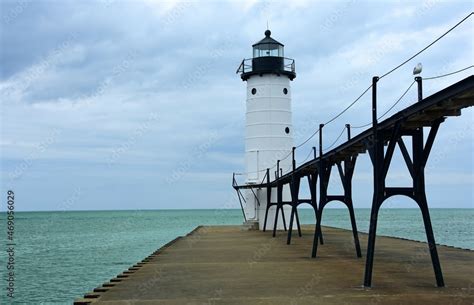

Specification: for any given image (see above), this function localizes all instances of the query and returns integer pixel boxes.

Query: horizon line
[0,207,472,213]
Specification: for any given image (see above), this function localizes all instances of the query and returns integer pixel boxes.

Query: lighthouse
[237,30,296,230]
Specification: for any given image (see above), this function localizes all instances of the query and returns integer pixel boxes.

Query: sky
[0,0,473,211]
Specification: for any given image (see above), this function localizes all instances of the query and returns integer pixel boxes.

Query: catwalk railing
[232,75,474,287]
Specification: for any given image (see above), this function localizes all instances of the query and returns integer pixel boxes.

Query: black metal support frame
[232,173,247,222]
[285,173,302,242]
[262,168,292,237]
[286,148,322,245]
[232,76,474,287]
[311,124,362,258]
[363,76,445,287]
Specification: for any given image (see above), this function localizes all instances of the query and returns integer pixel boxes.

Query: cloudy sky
[0,0,472,211]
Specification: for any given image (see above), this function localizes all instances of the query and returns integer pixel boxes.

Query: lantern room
[237,30,296,81]
[252,30,284,57]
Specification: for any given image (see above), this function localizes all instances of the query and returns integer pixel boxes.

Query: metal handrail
[236,57,295,74]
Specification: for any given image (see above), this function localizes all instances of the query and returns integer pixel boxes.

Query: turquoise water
[0,208,472,304]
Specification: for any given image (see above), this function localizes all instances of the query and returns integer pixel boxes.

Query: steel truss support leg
[413,123,444,287]
[295,208,302,237]
[347,199,362,258]
[364,121,445,287]
[364,195,381,287]
[263,204,270,232]
[234,188,247,223]
[312,156,361,258]
[312,162,331,258]
[308,173,324,245]
[337,156,362,258]
[281,204,287,232]
[287,175,302,244]
[272,184,283,237]
[312,200,326,257]
[418,191,444,287]
[263,181,271,232]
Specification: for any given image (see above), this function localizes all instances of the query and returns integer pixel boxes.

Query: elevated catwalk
[233,76,474,287]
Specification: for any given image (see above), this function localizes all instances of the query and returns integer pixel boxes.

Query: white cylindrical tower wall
[244,74,293,230]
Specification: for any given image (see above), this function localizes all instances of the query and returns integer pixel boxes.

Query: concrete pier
[75,225,473,305]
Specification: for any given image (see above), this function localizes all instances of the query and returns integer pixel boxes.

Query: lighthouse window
[253,44,284,58]
[283,88,288,95]
[285,127,290,134]
[251,88,257,95]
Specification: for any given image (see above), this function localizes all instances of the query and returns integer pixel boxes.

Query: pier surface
[75,225,473,305]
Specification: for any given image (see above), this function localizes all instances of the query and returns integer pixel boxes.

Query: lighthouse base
[243,188,297,231]
[242,220,259,231]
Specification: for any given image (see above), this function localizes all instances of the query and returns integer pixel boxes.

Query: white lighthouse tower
[237,30,296,230]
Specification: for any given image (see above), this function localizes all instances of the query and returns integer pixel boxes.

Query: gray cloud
[0,0,472,210]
